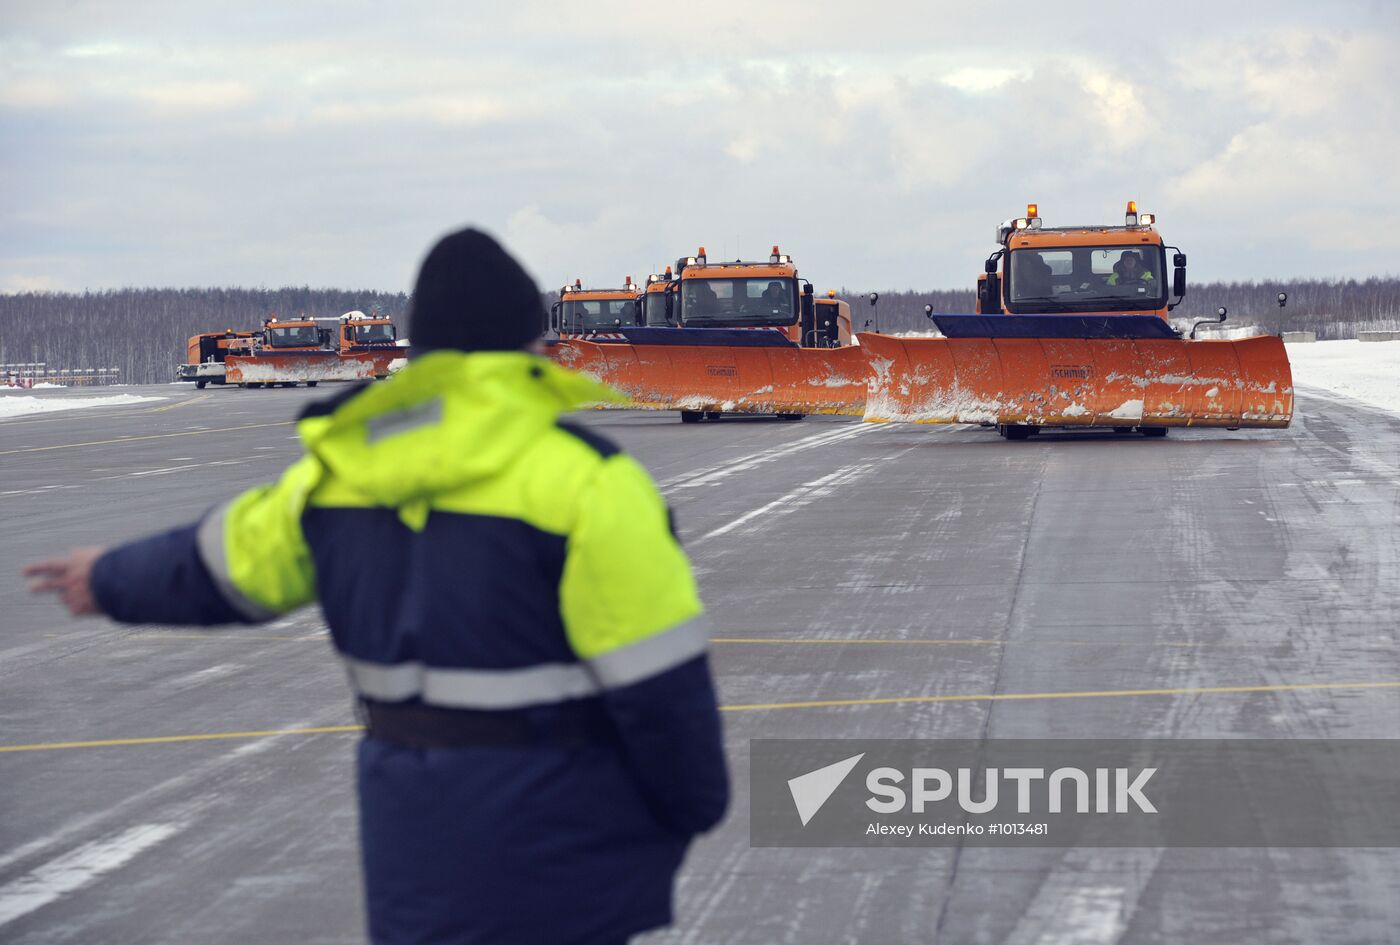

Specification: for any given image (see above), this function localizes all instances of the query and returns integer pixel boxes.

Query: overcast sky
[3,1,1398,295]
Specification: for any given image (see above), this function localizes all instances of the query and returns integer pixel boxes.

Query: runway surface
[2,381,1399,944]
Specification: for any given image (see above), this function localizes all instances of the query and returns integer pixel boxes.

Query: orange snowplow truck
[861,202,1295,436]
[176,329,257,388]
[549,278,642,337]
[552,246,868,421]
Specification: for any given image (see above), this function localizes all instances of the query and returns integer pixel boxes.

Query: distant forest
[2,278,1399,385]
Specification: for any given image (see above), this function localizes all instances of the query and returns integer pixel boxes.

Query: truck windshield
[681,277,795,326]
[1007,245,1167,313]
[643,291,672,326]
[563,299,638,332]
[266,325,321,347]
[355,323,396,343]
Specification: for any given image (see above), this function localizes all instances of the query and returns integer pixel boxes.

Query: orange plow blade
[859,331,1293,428]
[552,338,869,416]
[226,350,401,384]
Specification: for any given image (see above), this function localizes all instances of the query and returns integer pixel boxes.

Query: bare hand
[24,547,106,616]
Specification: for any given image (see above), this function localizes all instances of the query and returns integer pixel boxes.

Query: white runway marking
[694,462,875,544]
[0,822,185,928]
[660,423,875,493]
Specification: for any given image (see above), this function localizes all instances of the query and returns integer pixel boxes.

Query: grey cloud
[2,1,1397,292]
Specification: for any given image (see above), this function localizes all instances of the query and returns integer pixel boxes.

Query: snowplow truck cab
[978,202,1184,320]
[550,278,642,336]
[675,246,851,348]
[860,202,1294,435]
[642,268,676,326]
[334,312,398,353]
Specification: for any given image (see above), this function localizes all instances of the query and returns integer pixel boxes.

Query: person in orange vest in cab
[26,227,731,945]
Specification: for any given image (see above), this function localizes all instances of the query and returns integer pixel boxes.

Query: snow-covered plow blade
[860,316,1294,429]
[552,328,868,416]
[225,350,399,386]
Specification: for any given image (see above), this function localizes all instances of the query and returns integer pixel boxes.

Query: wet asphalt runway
[1,381,1398,944]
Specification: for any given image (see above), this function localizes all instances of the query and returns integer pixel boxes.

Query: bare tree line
[2,278,1398,385]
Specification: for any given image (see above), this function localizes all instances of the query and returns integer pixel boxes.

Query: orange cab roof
[1009,226,1162,250]
[680,262,796,280]
[566,288,640,301]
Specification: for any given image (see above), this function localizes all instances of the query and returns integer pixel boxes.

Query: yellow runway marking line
[0,420,295,455]
[122,632,323,642]
[0,725,363,753]
[712,637,1233,650]
[147,393,212,412]
[4,681,1400,753]
[720,680,1400,712]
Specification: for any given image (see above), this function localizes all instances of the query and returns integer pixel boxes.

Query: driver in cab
[760,281,787,310]
[1107,251,1154,286]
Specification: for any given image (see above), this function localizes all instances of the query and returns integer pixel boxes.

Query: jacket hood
[297,350,622,506]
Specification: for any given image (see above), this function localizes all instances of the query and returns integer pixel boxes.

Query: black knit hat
[409,228,545,354]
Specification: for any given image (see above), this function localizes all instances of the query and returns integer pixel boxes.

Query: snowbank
[0,393,165,420]
[1287,339,1400,415]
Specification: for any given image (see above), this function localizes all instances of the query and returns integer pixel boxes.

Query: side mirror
[984,273,1001,311]
[803,283,814,297]
[984,257,998,275]
[1172,265,1186,299]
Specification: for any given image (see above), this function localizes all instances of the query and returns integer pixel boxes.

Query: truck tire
[776,413,805,421]
[999,424,1034,440]
[307,381,319,388]
[195,380,207,389]
[1141,427,1168,438]
[680,411,703,424]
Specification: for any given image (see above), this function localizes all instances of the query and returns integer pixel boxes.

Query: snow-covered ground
[1287,339,1400,415]
[0,393,165,420]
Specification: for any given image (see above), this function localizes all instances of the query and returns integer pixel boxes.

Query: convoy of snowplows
[177,311,404,389]
[180,202,1295,438]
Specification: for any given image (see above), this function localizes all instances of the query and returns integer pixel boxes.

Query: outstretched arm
[25,456,322,626]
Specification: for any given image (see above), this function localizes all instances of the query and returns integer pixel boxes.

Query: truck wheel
[704,411,722,421]
[775,413,805,421]
[1113,426,1132,434]
[1000,424,1033,440]
[681,411,703,424]
[1141,427,1168,438]
[307,381,319,388]
[195,380,207,389]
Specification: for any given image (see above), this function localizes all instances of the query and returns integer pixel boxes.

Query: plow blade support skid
[553,339,869,415]
[859,332,1293,428]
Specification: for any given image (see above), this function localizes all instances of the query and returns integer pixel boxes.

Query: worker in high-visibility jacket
[25,228,730,945]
